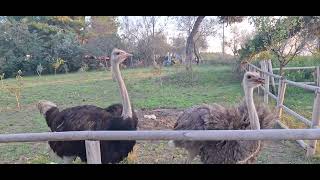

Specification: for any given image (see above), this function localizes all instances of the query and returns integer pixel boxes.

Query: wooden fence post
[260,60,269,104]
[306,90,320,157]
[85,140,102,164]
[256,65,261,95]
[265,61,270,104]
[316,66,320,87]
[267,59,276,94]
[277,78,287,119]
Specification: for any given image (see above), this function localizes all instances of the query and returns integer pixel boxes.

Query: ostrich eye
[247,75,251,79]
[115,52,120,55]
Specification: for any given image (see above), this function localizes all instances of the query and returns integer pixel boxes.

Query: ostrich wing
[53,105,111,132]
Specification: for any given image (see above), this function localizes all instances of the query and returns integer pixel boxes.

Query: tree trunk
[151,17,158,69]
[222,22,225,57]
[193,43,200,65]
[317,36,320,52]
[185,16,205,71]
[279,64,284,77]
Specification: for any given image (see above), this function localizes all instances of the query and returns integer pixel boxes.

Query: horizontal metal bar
[1,129,320,143]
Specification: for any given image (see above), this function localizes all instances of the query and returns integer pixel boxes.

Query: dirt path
[132,108,315,164]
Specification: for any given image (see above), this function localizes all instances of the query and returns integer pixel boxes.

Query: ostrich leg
[185,151,197,164]
[62,156,76,164]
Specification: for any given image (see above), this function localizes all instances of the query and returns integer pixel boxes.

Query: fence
[273,66,320,86]
[245,60,320,156]
[0,61,320,163]
[2,129,320,163]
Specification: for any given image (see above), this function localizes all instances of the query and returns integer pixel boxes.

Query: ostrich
[169,71,277,164]
[37,48,138,164]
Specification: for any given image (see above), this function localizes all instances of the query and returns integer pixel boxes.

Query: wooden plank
[267,60,276,94]
[273,66,317,70]
[260,86,277,100]
[276,120,308,150]
[277,79,287,118]
[307,92,320,157]
[281,105,312,127]
[264,61,270,104]
[248,63,282,79]
[1,129,320,142]
[260,61,267,103]
[284,79,320,92]
[275,82,315,85]
[317,66,320,87]
[85,140,102,164]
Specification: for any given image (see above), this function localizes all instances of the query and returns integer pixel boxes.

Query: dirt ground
[131,108,316,164]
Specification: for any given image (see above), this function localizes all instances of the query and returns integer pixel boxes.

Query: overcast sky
[117,16,255,54]
[206,19,255,53]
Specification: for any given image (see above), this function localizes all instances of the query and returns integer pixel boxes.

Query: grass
[0,64,319,163]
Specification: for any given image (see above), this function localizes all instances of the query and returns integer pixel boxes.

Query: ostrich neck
[244,87,260,130]
[111,61,132,119]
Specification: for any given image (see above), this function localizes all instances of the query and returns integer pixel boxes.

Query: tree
[174,16,216,66]
[119,16,169,67]
[0,16,85,77]
[81,16,122,70]
[170,35,186,63]
[301,16,320,54]
[193,35,208,63]
[88,16,118,37]
[135,32,171,66]
[218,16,247,57]
[225,26,241,56]
[252,16,310,76]
[185,16,205,71]
[140,16,169,67]
[225,26,252,57]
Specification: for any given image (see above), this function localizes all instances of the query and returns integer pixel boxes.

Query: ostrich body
[170,72,277,164]
[37,48,137,164]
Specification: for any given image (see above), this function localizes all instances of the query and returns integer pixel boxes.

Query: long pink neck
[111,61,132,119]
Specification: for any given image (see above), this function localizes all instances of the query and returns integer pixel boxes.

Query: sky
[115,17,313,56]
[117,16,255,54]
[167,18,255,54]
[206,20,255,53]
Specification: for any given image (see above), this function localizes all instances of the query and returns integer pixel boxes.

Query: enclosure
[1,16,320,164]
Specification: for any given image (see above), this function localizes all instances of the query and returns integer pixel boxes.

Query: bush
[0,19,85,78]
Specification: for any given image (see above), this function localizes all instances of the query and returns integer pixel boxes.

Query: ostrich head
[111,48,133,65]
[37,100,57,115]
[242,71,265,89]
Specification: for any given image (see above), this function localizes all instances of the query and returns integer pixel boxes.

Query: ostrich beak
[126,52,133,57]
[255,77,265,84]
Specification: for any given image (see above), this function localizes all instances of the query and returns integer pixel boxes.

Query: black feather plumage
[44,104,138,163]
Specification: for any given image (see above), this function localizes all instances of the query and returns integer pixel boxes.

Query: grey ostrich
[169,71,277,164]
[37,48,138,164]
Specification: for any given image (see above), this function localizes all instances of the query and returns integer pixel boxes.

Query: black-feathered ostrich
[37,48,138,164]
[169,71,277,164]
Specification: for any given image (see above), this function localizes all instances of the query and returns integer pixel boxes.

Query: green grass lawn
[0,64,319,163]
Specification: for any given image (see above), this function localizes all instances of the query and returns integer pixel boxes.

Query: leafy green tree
[0,16,85,77]
[242,16,310,75]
